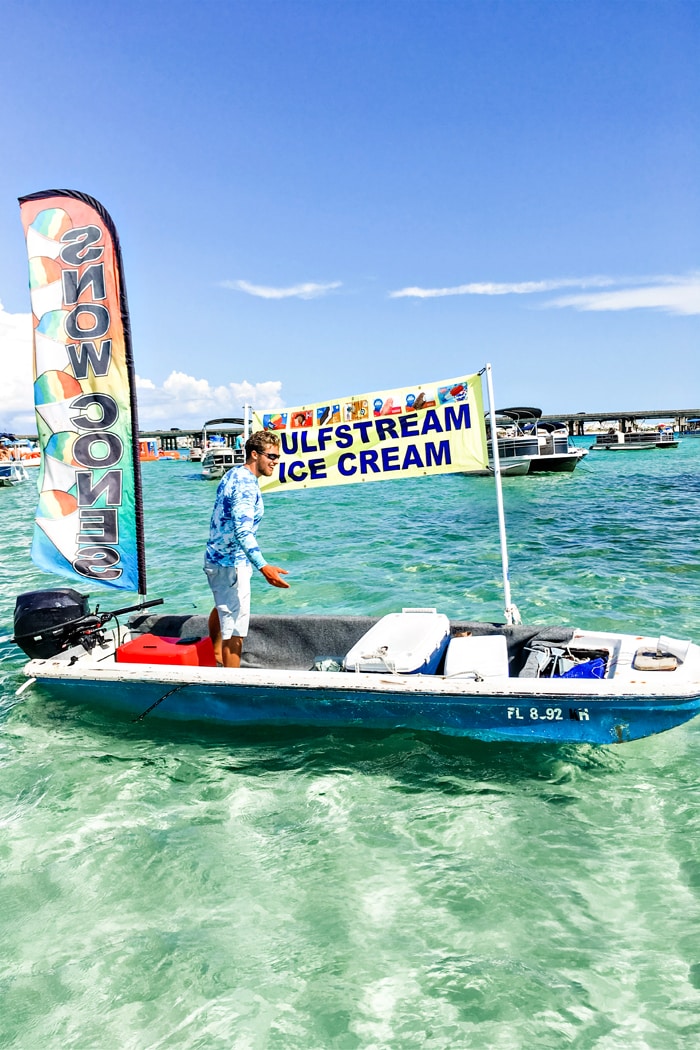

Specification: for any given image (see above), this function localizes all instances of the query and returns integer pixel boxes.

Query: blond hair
[245,430,281,458]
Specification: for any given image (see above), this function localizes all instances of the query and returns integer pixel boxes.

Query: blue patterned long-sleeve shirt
[204,466,266,570]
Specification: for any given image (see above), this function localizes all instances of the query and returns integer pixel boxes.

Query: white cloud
[222,279,342,300]
[545,275,700,316]
[389,272,700,316]
[134,371,284,428]
[0,299,35,434]
[389,276,615,299]
[0,299,285,433]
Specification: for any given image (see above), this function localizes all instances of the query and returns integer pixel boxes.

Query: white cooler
[443,634,509,679]
[344,608,451,675]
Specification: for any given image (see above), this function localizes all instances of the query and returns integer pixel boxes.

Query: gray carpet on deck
[128,611,574,675]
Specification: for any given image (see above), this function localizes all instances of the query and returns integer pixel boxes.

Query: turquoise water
[2,441,700,1048]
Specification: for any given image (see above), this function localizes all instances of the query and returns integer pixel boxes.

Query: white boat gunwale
[23,626,700,703]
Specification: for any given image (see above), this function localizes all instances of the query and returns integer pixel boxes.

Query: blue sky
[1,0,698,432]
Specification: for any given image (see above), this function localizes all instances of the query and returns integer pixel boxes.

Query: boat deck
[24,612,698,697]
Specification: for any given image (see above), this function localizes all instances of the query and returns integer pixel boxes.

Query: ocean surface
[2,438,700,1049]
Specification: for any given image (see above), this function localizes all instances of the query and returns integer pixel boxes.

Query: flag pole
[484,363,520,625]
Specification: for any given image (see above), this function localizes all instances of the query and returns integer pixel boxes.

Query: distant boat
[468,408,584,476]
[193,417,245,472]
[655,426,680,449]
[0,437,41,467]
[590,429,679,451]
[201,445,244,479]
[0,460,29,487]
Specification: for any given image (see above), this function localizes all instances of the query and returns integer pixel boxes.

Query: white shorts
[203,560,253,638]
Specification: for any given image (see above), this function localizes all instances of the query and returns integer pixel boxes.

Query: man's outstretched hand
[261,565,290,588]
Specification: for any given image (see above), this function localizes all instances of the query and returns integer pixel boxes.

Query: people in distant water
[203,430,290,668]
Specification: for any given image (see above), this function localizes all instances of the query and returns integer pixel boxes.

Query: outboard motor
[13,589,90,659]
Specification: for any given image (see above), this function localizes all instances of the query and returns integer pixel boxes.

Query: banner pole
[484,363,520,625]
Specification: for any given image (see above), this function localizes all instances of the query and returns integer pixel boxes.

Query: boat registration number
[507,706,590,722]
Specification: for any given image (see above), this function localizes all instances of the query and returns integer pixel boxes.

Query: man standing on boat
[204,430,289,668]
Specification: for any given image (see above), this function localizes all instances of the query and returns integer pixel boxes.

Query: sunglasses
[260,450,281,462]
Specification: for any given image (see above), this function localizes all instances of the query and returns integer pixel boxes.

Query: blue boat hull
[34,675,700,745]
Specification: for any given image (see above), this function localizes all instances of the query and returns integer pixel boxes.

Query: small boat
[1,437,41,467]
[201,446,245,479]
[589,429,677,451]
[655,426,680,449]
[12,189,700,748]
[13,598,700,745]
[198,417,245,478]
[0,460,29,487]
[469,408,584,476]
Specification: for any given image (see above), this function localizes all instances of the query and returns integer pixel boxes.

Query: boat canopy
[534,420,567,433]
[496,407,543,422]
[202,417,244,430]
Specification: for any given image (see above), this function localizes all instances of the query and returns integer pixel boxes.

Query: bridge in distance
[14,409,700,447]
[535,408,700,436]
[143,407,700,447]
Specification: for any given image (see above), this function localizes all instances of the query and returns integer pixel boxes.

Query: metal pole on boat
[484,363,521,625]
[243,404,251,441]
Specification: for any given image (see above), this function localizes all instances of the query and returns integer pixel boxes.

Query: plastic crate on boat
[116,634,217,667]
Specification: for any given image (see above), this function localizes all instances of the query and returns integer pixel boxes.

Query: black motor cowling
[13,589,90,659]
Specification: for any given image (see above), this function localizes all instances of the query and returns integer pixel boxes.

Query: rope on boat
[351,646,397,673]
[132,684,187,722]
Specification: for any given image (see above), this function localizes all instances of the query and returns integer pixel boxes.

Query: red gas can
[115,633,217,667]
